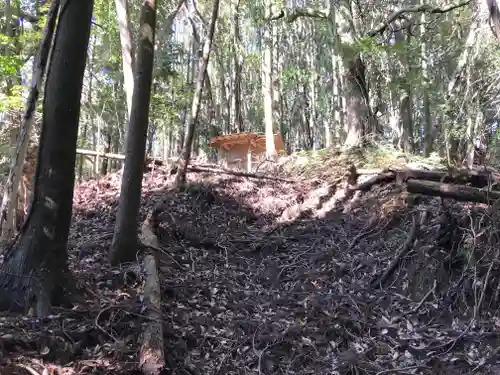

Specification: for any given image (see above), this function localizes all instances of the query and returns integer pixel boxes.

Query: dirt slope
[1,151,500,375]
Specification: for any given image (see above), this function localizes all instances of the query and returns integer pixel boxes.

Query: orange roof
[209,132,257,146]
[209,132,285,153]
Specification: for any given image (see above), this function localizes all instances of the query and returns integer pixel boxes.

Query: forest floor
[2,145,500,375]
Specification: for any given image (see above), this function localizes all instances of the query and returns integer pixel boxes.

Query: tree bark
[174,0,220,187]
[343,55,373,147]
[407,180,500,204]
[0,0,59,240]
[115,0,135,122]
[421,3,432,157]
[110,0,158,266]
[262,0,275,157]
[138,209,164,375]
[0,0,93,316]
[231,0,243,132]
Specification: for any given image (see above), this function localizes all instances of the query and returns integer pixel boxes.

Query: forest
[1,0,500,374]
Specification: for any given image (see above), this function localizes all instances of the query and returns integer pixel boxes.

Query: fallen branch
[76,148,126,160]
[401,280,437,317]
[139,208,165,375]
[170,165,295,183]
[372,213,420,288]
[407,180,500,204]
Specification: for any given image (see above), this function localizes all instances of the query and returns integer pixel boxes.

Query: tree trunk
[231,0,243,132]
[307,32,317,150]
[174,0,220,187]
[400,31,414,153]
[79,120,88,182]
[262,0,275,157]
[115,0,135,122]
[0,0,59,240]
[272,21,281,140]
[0,0,93,316]
[343,55,372,147]
[400,93,413,152]
[109,0,158,266]
[100,131,112,175]
[421,4,432,157]
[445,15,479,163]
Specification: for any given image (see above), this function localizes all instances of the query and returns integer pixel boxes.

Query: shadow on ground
[1,165,500,375]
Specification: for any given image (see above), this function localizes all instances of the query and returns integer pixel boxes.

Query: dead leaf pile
[1,162,500,375]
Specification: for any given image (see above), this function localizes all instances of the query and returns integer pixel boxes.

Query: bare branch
[366,0,471,36]
[269,7,329,22]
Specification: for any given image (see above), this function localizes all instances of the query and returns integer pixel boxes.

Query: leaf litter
[1,161,500,374]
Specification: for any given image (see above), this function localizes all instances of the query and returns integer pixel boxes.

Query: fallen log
[355,172,395,191]
[139,207,165,375]
[407,180,500,204]
[170,165,296,183]
[397,168,497,187]
[352,167,498,193]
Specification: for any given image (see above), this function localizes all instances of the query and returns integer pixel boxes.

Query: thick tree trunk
[343,55,374,147]
[174,0,220,187]
[0,0,59,240]
[110,0,158,266]
[0,0,93,316]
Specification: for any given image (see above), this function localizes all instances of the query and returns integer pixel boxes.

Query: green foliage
[356,36,382,55]
[0,85,25,111]
[281,66,312,85]
[0,54,23,78]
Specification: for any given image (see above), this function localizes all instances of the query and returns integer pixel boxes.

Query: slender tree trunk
[308,42,317,151]
[174,0,220,187]
[262,0,275,157]
[229,0,243,132]
[400,30,414,153]
[115,0,135,121]
[79,32,96,181]
[109,0,158,266]
[0,0,93,316]
[421,5,432,156]
[328,0,342,145]
[272,21,281,141]
[79,120,88,182]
